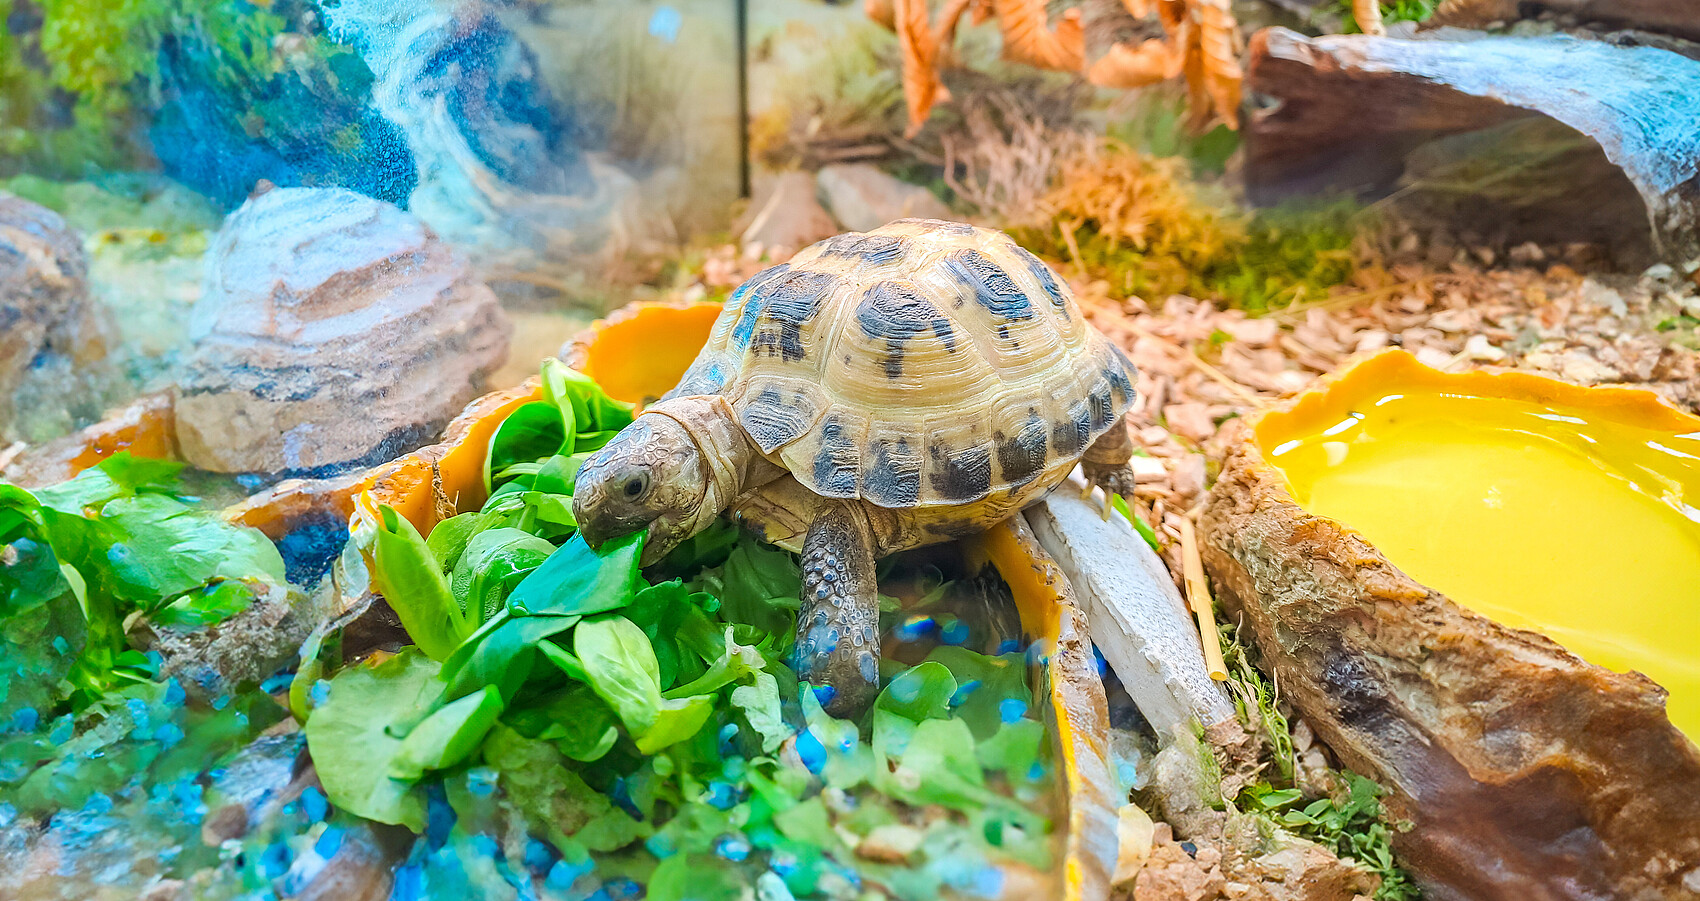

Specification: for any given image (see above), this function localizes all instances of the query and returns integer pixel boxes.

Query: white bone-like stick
[1026,471,1234,734]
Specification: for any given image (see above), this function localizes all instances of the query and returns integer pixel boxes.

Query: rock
[175,186,510,475]
[1134,823,1228,901]
[0,192,111,443]
[1025,476,1234,735]
[1460,333,1506,361]
[740,171,839,256]
[855,824,926,863]
[1244,28,1700,263]
[815,164,953,233]
[1201,419,1700,901]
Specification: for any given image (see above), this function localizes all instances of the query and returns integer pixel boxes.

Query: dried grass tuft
[1012,142,1369,311]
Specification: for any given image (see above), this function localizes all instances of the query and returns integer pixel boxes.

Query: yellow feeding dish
[1258,350,1700,739]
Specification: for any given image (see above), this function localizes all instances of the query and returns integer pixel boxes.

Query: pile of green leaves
[0,452,287,710]
[302,359,1054,898]
[1219,624,1418,901]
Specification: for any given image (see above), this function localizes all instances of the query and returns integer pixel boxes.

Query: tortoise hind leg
[796,500,881,717]
[1082,411,1138,497]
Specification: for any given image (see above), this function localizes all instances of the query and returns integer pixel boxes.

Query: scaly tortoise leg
[795,500,881,717]
[1082,412,1139,505]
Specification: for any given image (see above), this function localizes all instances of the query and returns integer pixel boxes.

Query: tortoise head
[573,413,709,565]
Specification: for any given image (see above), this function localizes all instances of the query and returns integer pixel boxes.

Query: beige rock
[175,186,510,474]
[740,171,838,257]
[855,824,926,864]
[815,163,952,233]
[0,192,110,442]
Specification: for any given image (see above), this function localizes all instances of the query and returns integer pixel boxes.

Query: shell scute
[854,280,959,378]
[863,434,923,507]
[810,413,864,498]
[738,378,826,453]
[821,232,911,267]
[994,409,1049,489]
[734,268,838,362]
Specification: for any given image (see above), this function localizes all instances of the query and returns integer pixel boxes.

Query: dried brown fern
[869,0,1243,137]
[1085,37,1177,89]
[894,0,948,136]
[993,0,1085,71]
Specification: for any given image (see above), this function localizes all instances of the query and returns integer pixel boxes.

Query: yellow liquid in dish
[1260,359,1700,741]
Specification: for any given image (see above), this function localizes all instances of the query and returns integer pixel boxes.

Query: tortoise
[574,219,1139,713]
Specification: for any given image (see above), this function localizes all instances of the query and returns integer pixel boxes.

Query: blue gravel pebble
[392,863,425,901]
[260,673,293,694]
[546,858,593,889]
[949,679,981,708]
[301,787,329,822]
[718,722,740,755]
[466,767,499,797]
[10,707,38,733]
[164,679,187,706]
[645,833,678,859]
[258,842,292,879]
[310,682,331,706]
[999,698,1027,723]
[705,780,739,810]
[940,618,971,646]
[794,729,826,774]
[153,723,185,748]
[315,826,345,859]
[605,878,642,900]
[714,834,751,862]
[524,839,555,872]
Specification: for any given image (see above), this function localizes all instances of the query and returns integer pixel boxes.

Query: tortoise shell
[670,219,1137,509]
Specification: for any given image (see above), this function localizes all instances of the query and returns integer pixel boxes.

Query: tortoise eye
[623,473,649,499]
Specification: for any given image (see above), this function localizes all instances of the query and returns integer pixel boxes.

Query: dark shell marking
[1026,253,1069,311]
[994,410,1048,488]
[739,384,821,452]
[812,414,860,497]
[821,233,909,266]
[944,249,1034,322]
[732,267,836,361]
[855,281,957,378]
[927,441,993,501]
[1106,347,1137,404]
[728,264,792,350]
[863,436,922,506]
[1053,399,1092,457]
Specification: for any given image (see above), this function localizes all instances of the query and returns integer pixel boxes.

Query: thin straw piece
[1177,516,1229,681]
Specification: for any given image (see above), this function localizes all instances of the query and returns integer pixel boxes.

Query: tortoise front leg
[1082,411,1138,497]
[795,500,881,717]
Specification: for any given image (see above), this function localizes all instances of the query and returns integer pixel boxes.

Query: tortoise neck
[642,396,780,530]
